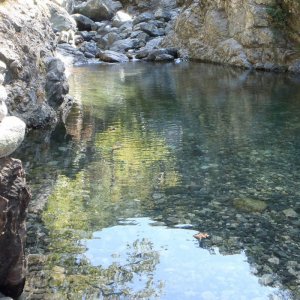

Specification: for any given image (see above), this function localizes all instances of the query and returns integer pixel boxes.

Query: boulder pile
[54,0,181,64]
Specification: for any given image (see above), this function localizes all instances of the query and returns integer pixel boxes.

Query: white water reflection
[82,218,284,300]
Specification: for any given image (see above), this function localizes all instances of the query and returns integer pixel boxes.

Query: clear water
[17,62,300,299]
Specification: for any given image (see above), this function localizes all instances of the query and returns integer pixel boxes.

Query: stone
[110,38,139,52]
[282,208,298,218]
[233,198,267,212]
[53,0,75,14]
[74,0,123,21]
[0,116,26,158]
[0,86,7,103]
[268,257,280,265]
[140,22,165,37]
[72,13,96,31]
[133,12,154,25]
[0,158,31,298]
[48,2,77,32]
[112,10,132,27]
[0,100,7,122]
[99,50,129,63]
[45,58,69,108]
[143,37,163,50]
[0,61,6,74]
[259,274,274,286]
[79,41,100,56]
[146,48,177,61]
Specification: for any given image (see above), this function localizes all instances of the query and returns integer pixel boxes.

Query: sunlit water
[16,62,300,299]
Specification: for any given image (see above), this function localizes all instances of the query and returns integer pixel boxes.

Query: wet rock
[99,50,129,63]
[0,158,31,298]
[45,58,69,109]
[72,13,96,31]
[233,198,267,213]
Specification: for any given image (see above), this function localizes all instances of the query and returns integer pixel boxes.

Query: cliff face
[0,0,72,128]
[162,0,300,72]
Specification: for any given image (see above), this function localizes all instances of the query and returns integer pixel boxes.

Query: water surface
[17,62,300,299]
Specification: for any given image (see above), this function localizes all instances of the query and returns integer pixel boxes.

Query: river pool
[16,62,300,299]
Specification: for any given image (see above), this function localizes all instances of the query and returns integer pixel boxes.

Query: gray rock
[99,50,129,63]
[155,9,172,22]
[133,12,154,25]
[79,31,96,41]
[45,58,69,108]
[140,22,165,37]
[268,257,280,265]
[288,60,300,73]
[0,61,6,74]
[74,0,123,21]
[49,2,76,32]
[110,38,139,52]
[112,11,133,27]
[72,13,96,31]
[0,86,7,103]
[146,48,176,61]
[0,117,26,158]
[79,41,100,56]
[0,100,7,122]
[259,274,274,286]
[143,37,163,50]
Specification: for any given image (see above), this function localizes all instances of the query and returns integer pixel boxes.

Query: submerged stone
[233,198,267,213]
[282,208,298,218]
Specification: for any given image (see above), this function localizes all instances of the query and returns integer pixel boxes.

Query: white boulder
[0,116,26,158]
[0,100,8,122]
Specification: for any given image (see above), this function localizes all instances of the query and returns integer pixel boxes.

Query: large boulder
[72,13,96,31]
[0,158,31,298]
[74,0,123,21]
[48,1,76,32]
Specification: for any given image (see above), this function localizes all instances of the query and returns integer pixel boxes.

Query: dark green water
[17,62,300,299]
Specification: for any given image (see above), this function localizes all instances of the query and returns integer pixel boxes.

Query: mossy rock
[233,198,267,213]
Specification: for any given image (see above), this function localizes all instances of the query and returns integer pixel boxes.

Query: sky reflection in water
[83,218,283,300]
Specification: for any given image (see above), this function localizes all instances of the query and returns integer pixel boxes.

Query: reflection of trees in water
[26,237,163,299]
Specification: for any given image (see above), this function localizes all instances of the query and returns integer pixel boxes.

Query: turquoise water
[17,62,300,299]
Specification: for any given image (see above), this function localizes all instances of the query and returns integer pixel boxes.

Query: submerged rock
[233,198,267,213]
